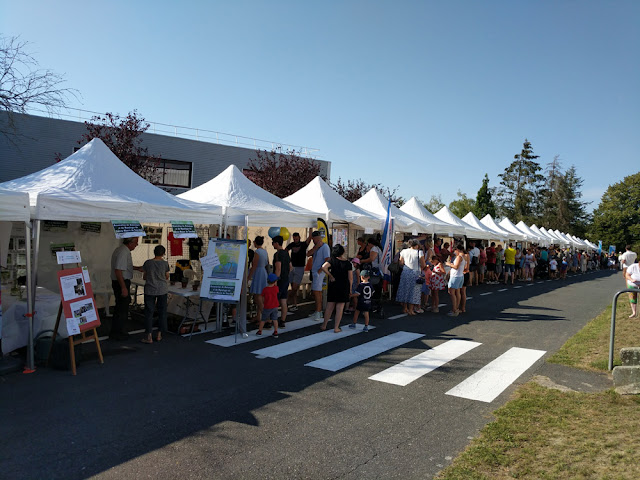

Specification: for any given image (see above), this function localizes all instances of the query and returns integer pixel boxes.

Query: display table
[1,286,61,354]
[130,279,215,335]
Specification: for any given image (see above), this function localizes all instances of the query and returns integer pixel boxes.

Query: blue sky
[2,0,638,211]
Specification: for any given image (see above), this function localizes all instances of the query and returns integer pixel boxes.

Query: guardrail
[609,288,639,370]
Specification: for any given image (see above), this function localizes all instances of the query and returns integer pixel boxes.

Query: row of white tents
[0,138,597,368]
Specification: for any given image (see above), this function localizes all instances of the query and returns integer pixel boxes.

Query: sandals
[141,334,153,344]
[155,333,162,342]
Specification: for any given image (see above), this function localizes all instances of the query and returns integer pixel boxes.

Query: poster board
[199,239,247,303]
[56,267,101,334]
[112,220,145,239]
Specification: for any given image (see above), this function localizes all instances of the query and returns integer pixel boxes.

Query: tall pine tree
[496,139,545,223]
[474,173,496,218]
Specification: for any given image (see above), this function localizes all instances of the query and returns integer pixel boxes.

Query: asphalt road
[0,269,621,479]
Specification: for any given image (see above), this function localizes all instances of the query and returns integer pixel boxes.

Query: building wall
[0,111,330,193]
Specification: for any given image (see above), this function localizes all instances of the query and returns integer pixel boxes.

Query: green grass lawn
[437,292,640,479]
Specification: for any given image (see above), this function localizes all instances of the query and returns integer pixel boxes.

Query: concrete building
[0,110,330,193]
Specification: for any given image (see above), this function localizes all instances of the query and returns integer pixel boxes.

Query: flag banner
[380,200,393,277]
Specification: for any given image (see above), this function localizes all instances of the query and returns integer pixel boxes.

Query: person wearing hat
[307,230,331,321]
[256,273,281,337]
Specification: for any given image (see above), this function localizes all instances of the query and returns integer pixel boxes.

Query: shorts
[496,264,503,274]
[277,280,289,300]
[357,302,371,312]
[479,265,486,275]
[448,275,464,289]
[464,272,470,285]
[487,263,496,272]
[312,271,326,291]
[504,264,515,273]
[469,264,478,272]
[262,308,278,321]
[421,283,430,295]
[289,266,305,285]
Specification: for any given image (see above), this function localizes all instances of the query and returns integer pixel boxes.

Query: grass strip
[548,300,638,371]
[436,383,640,479]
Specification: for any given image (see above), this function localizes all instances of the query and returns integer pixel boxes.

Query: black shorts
[487,263,496,272]
[277,280,289,300]
[469,265,478,272]
[464,272,470,285]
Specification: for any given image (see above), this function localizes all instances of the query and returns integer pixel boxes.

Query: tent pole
[236,215,249,342]
[23,221,35,373]
[30,220,41,308]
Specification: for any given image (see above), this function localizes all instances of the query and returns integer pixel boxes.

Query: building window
[153,159,192,188]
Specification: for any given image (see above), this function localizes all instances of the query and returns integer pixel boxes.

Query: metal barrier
[609,288,640,370]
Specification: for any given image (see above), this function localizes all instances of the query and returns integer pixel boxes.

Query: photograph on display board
[69,298,98,324]
[60,273,87,301]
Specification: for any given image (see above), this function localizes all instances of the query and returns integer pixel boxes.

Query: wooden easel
[47,263,104,375]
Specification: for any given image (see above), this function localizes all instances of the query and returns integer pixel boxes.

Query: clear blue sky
[2,0,638,211]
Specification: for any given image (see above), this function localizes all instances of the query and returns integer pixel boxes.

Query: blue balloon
[268,226,281,238]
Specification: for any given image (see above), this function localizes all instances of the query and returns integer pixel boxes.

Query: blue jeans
[144,294,168,335]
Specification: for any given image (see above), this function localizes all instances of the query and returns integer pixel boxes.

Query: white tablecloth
[1,286,62,354]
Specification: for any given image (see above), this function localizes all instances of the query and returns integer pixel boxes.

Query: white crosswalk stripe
[206,318,321,347]
[445,347,546,403]
[306,331,424,372]
[369,339,481,386]
[252,325,375,359]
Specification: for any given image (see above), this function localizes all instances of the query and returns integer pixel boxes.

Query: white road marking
[438,303,447,307]
[498,288,508,292]
[369,339,482,386]
[466,297,473,300]
[251,325,375,358]
[445,347,546,403]
[306,332,424,372]
[513,286,522,289]
[480,292,492,296]
[206,318,320,347]
[389,314,408,320]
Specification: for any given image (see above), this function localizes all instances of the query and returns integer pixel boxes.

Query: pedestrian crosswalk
[205,318,546,404]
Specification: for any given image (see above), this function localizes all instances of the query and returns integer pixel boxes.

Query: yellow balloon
[280,227,290,241]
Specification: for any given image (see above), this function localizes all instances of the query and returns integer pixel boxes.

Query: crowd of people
[108,229,639,342]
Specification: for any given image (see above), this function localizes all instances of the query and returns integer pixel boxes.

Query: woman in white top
[624,262,640,318]
[445,244,466,317]
[395,240,426,315]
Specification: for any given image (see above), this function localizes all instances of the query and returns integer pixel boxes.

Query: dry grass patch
[436,383,640,480]
[548,299,640,371]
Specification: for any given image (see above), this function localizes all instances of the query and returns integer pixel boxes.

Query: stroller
[535,258,549,279]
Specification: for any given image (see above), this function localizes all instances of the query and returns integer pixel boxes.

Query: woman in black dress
[320,244,353,332]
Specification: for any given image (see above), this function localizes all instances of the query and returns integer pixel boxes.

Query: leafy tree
[246,147,324,198]
[332,177,404,206]
[474,174,496,218]
[496,139,545,222]
[449,190,476,218]
[560,166,590,236]
[62,111,160,181]
[423,194,445,213]
[1,35,77,138]
[589,172,640,251]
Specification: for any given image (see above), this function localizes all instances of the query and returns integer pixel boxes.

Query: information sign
[199,239,248,303]
[112,220,145,239]
[56,267,101,334]
[170,221,198,239]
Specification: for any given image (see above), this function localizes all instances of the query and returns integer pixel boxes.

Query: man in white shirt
[619,245,637,273]
[624,261,640,318]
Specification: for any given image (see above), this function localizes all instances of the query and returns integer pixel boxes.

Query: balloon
[280,227,290,241]
[268,226,281,238]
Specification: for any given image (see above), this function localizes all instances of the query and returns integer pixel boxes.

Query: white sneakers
[308,311,323,321]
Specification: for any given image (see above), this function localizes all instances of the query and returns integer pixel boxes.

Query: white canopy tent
[540,227,565,245]
[461,212,506,240]
[178,164,320,228]
[479,214,521,241]
[354,189,431,233]
[0,138,224,224]
[554,230,576,247]
[499,218,531,242]
[0,189,30,223]
[283,176,383,230]
[529,224,555,244]
[0,139,226,368]
[434,206,489,239]
[516,221,547,245]
[400,197,466,235]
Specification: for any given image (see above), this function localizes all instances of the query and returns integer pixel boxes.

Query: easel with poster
[48,251,104,375]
